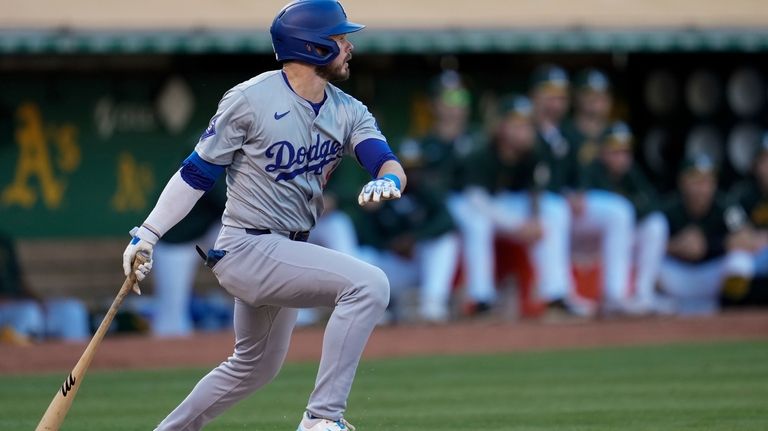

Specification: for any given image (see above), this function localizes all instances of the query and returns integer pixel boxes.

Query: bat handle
[130,250,151,295]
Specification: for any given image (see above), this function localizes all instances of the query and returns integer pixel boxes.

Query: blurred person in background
[659,154,753,315]
[531,64,634,314]
[357,145,459,323]
[409,70,488,312]
[0,231,89,344]
[456,95,583,316]
[415,70,480,196]
[580,122,670,314]
[562,68,613,171]
[724,132,768,303]
[152,182,226,337]
[530,64,573,194]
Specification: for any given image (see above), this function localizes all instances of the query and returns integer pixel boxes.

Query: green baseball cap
[530,64,570,93]
[601,121,633,150]
[498,94,533,119]
[680,153,718,176]
[574,68,611,93]
[430,70,471,107]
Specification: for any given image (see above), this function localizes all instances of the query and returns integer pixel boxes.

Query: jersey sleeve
[347,100,387,154]
[194,89,254,166]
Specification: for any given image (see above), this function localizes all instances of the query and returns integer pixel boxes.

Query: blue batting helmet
[270,0,365,66]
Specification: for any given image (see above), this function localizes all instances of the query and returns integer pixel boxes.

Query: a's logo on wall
[111,152,154,213]
[2,102,81,209]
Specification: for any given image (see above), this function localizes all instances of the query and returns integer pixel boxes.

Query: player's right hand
[122,225,159,293]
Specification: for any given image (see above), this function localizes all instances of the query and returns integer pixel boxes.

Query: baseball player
[531,65,634,313]
[412,71,493,312]
[659,154,752,314]
[561,68,613,171]
[724,132,768,300]
[580,122,669,314]
[455,95,580,314]
[121,2,406,430]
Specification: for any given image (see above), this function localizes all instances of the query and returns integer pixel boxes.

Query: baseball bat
[35,250,150,431]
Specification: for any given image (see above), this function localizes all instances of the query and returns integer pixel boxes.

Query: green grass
[3,341,767,430]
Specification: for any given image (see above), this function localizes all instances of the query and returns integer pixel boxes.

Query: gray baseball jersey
[195,70,385,232]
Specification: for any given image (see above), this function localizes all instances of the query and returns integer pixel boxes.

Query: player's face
[497,117,535,154]
[434,97,469,127]
[316,34,354,82]
[680,171,716,208]
[602,147,632,176]
[432,86,471,132]
[577,90,612,119]
[533,88,569,122]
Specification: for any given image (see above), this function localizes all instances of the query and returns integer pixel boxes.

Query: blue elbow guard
[354,138,399,178]
[180,151,226,191]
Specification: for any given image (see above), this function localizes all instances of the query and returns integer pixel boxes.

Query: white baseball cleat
[297,412,356,431]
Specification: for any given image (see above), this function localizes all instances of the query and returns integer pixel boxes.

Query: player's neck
[282,64,327,103]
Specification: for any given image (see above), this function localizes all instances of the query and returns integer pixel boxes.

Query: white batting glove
[358,176,401,206]
[122,225,158,294]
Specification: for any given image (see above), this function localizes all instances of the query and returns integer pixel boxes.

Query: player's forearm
[376,160,407,192]
[141,171,205,239]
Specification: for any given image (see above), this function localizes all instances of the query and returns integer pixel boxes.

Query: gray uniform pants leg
[155,300,297,430]
[156,228,390,430]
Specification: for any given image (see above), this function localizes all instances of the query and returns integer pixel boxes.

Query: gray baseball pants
[155,226,390,430]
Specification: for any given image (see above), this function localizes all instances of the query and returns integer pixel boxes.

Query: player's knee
[643,212,669,240]
[461,216,493,237]
[544,196,571,229]
[365,266,391,311]
[609,199,635,228]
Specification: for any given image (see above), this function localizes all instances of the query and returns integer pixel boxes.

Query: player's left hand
[122,226,158,294]
[358,176,401,206]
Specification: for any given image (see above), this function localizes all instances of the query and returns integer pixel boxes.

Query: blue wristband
[380,173,401,190]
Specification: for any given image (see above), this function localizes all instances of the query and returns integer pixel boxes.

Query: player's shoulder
[325,83,367,111]
[214,70,283,115]
[228,70,283,97]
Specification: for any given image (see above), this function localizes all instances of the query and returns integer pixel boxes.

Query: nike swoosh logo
[274,110,290,120]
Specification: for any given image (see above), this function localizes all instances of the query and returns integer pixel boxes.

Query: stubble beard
[316,56,350,83]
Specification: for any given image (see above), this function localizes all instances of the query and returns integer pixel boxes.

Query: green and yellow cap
[430,70,471,108]
[530,64,570,95]
[574,68,611,93]
[601,121,633,150]
[680,153,718,176]
[498,94,533,120]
